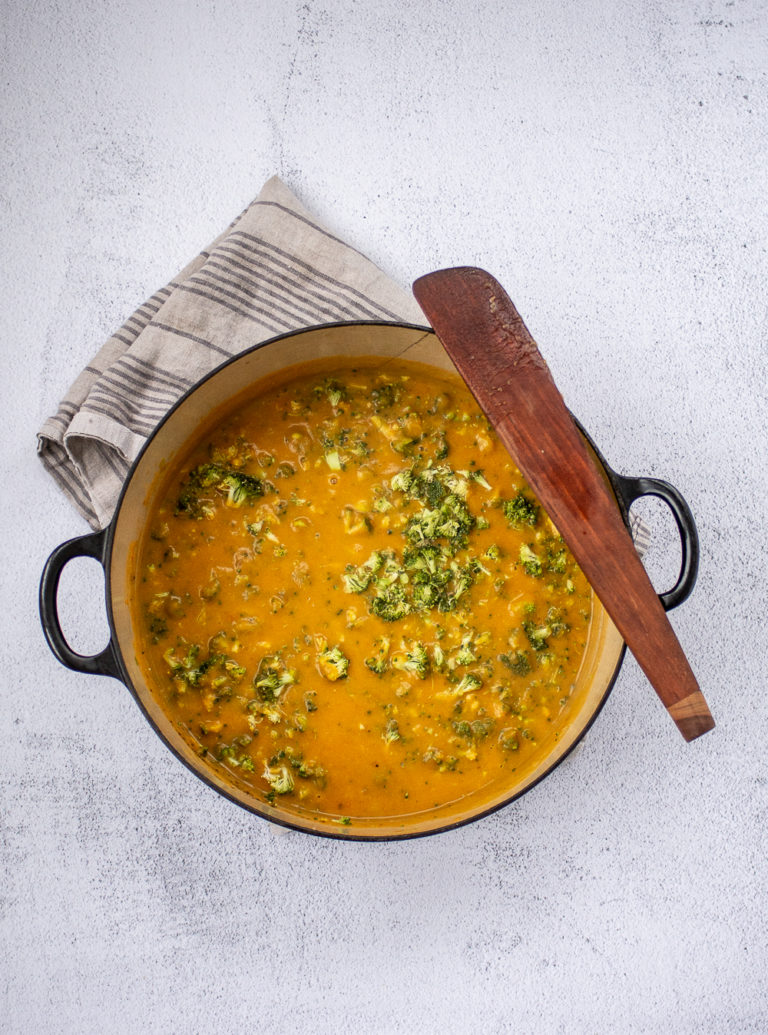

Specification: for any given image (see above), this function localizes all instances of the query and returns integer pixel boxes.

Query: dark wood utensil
[413,267,714,741]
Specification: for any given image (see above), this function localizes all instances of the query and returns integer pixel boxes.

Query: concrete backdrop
[2,1,767,1032]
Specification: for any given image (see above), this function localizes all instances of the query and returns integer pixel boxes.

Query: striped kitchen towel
[37,176,425,530]
[37,175,650,554]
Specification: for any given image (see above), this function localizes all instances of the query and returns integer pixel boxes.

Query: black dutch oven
[39,322,699,840]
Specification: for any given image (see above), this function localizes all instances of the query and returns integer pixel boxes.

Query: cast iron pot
[39,322,699,840]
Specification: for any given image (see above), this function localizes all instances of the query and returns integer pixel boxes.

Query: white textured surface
[2,1,768,1032]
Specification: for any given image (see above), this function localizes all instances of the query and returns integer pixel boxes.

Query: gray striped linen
[37,176,424,529]
[37,175,649,555]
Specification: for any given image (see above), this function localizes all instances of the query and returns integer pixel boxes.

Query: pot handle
[610,473,699,611]
[39,528,122,679]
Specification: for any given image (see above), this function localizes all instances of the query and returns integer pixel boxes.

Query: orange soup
[134,358,592,828]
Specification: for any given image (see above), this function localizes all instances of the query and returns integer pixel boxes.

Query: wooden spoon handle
[413,267,714,742]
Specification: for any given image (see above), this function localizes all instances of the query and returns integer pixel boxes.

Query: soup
[134,358,592,828]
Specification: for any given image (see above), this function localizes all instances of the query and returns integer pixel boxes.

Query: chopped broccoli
[545,606,570,637]
[317,645,349,681]
[499,650,532,676]
[370,584,412,622]
[262,765,294,795]
[403,643,430,679]
[254,659,297,701]
[503,492,539,527]
[545,537,568,574]
[391,469,415,495]
[176,462,263,517]
[452,718,495,741]
[365,638,390,675]
[454,642,477,666]
[499,728,520,752]
[523,621,550,651]
[220,471,264,507]
[313,378,347,408]
[405,493,474,549]
[383,718,401,743]
[343,569,372,594]
[454,672,483,695]
[422,747,458,772]
[371,382,401,411]
[519,544,542,577]
[343,551,384,594]
[468,470,492,490]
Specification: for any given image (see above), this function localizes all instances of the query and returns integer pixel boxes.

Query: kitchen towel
[37,175,649,553]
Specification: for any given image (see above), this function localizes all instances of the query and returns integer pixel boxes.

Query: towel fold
[37,176,424,529]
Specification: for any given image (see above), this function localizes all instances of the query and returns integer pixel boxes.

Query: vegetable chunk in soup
[135,359,592,828]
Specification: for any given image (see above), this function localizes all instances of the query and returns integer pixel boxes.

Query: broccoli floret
[443,562,477,611]
[383,718,400,743]
[545,606,570,637]
[275,746,327,785]
[454,672,483,695]
[222,659,247,683]
[254,660,297,701]
[499,728,520,752]
[403,643,430,679]
[371,382,400,411]
[263,765,294,795]
[452,718,494,741]
[314,378,347,408]
[405,494,474,549]
[365,638,390,675]
[499,650,532,676]
[503,492,539,527]
[220,471,264,507]
[343,569,372,594]
[422,747,458,772]
[370,585,412,622]
[364,551,385,574]
[317,645,349,681]
[403,544,443,575]
[454,643,477,666]
[193,463,227,487]
[545,537,568,574]
[166,645,239,689]
[519,544,542,577]
[176,462,263,517]
[523,621,550,651]
[391,468,415,495]
[343,551,385,594]
[468,470,492,490]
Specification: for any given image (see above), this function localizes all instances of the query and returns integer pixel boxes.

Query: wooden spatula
[413,266,714,742]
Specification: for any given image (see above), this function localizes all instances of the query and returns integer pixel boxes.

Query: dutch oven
[39,322,699,839]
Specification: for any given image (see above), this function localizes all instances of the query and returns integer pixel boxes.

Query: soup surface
[134,358,592,828]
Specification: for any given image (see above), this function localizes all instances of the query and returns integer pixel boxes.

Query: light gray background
[2,1,767,1032]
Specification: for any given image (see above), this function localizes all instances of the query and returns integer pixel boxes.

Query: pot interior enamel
[108,322,624,839]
